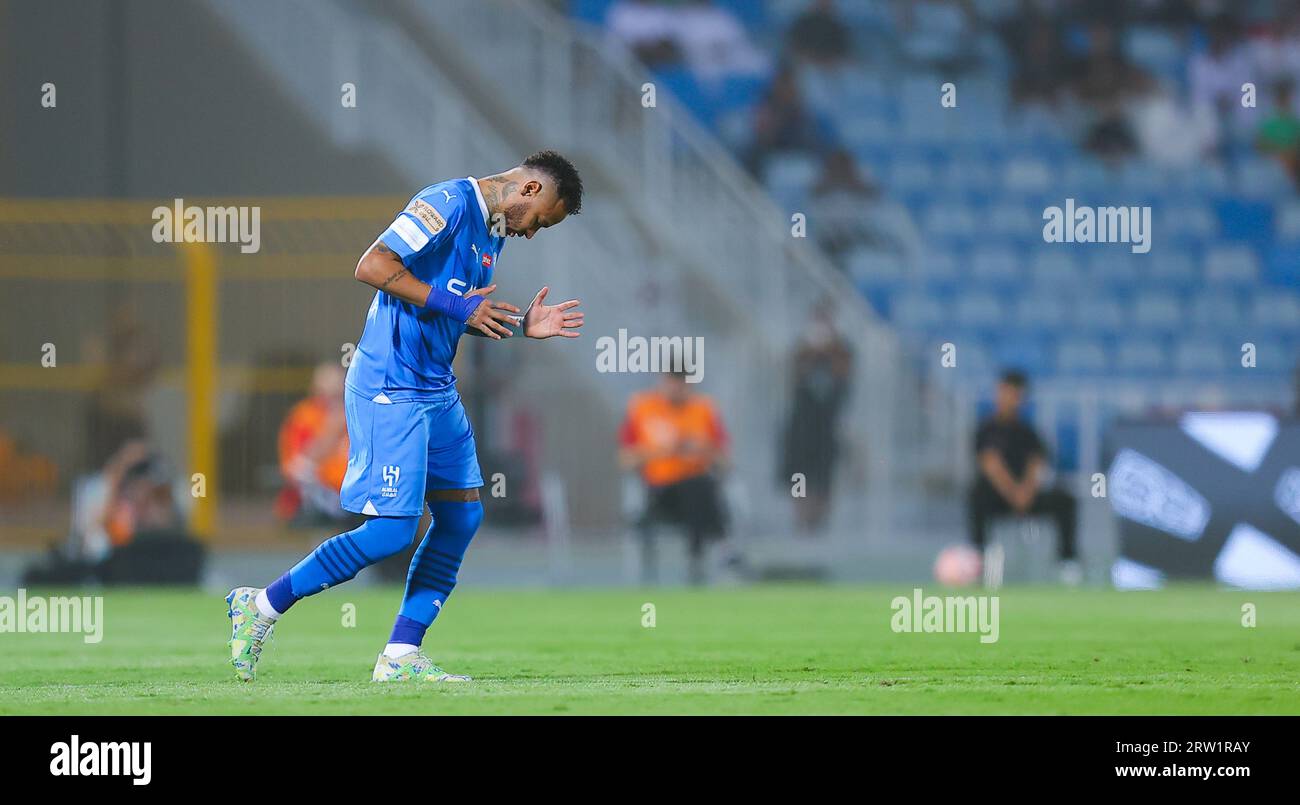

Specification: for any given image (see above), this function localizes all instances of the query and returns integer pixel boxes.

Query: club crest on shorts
[381,465,401,498]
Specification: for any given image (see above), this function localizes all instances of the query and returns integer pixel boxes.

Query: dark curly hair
[522,150,583,216]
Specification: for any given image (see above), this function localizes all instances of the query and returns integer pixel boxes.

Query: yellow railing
[0,197,403,540]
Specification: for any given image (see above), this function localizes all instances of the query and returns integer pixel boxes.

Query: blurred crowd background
[1,0,1297,589]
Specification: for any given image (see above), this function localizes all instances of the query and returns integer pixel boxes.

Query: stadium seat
[1026,250,1081,286]
[1003,157,1055,194]
[1113,338,1167,375]
[954,292,1005,330]
[887,158,939,193]
[970,246,1022,286]
[1249,290,1300,328]
[1203,245,1261,284]
[1070,296,1125,332]
[1056,339,1110,375]
[1275,202,1300,241]
[1173,338,1230,375]
[1013,293,1069,331]
[1158,204,1218,241]
[1187,290,1245,328]
[763,153,822,197]
[1130,292,1184,331]
[893,292,946,330]
[1234,156,1294,200]
[846,249,907,285]
[1147,250,1199,288]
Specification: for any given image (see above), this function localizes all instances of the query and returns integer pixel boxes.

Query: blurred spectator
[1071,23,1154,160]
[1256,79,1300,186]
[779,302,853,534]
[1256,6,1300,91]
[82,306,160,473]
[896,0,979,74]
[276,362,351,525]
[968,370,1080,586]
[24,440,203,586]
[787,0,853,67]
[746,65,835,175]
[1131,83,1218,168]
[1002,13,1070,107]
[619,369,732,584]
[98,441,184,549]
[1189,13,1255,143]
[675,0,768,85]
[809,148,917,265]
[607,0,766,83]
[607,0,683,69]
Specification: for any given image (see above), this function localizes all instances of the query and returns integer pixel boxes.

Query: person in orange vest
[619,368,734,584]
[277,363,351,524]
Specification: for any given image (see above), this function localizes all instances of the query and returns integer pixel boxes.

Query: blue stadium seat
[1187,290,1245,328]
[1056,339,1110,375]
[1157,204,1218,241]
[1264,241,1300,286]
[1203,244,1261,285]
[1003,157,1055,195]
[1148,250,1199,289]
[954,292,1006,330]
[921,201,980,241]
[917,248,961,286]
[846,249,907,286]
[1234,156,1294,200]
[970,246,1022,286]
[1070,296,1125,333]
[893,291,946,331]
[1026,250,1081,286]
[887,158,939,193]
[1113,337,1167,375]
[1013,292,1070,332]
[1249,289,1300,329]
[993,336,1053,378]
[1130,292,1184,332]
[763,152,821,196]
[1275,202,1300,241]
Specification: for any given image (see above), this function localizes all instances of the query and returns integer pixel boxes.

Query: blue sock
[390,499,483,645]
[270,515,421,615]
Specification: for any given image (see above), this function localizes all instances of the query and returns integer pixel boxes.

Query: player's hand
[523,286,583,339]
[465,285,520,340]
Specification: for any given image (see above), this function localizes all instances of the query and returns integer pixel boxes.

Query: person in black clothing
[968,370,1080,584]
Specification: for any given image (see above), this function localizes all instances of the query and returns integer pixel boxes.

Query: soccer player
[226,151,584,683]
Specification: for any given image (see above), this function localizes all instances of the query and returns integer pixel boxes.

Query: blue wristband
[423,286,481,323]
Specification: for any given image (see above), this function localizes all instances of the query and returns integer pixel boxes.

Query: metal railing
[394,0,945,540]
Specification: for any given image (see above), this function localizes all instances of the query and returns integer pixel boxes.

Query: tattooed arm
[353,240,520,339]
[354,240,432,306]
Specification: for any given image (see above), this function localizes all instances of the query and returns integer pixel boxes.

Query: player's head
[499,150,583,239]
[995,369,1028,416]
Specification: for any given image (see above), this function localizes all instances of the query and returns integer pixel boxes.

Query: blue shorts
[339,387,483,517]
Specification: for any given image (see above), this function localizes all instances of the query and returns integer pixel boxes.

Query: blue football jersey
[345,177,504,401]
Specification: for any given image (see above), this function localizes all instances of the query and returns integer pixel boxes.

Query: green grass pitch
[2,585,1297,715]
